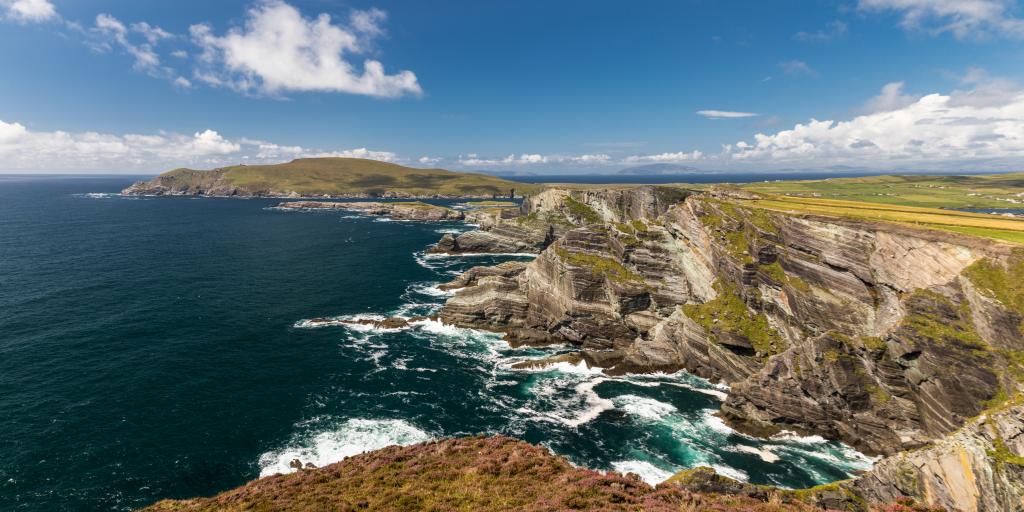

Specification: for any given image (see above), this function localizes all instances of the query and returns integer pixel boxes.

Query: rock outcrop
[852,400,1024,512]
[277,201,464,221]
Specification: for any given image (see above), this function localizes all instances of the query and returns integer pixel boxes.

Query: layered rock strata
[435,186,1024,510]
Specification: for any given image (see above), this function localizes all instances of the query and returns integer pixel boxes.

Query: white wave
[612,395,677,421]
[75,192,119,199]
[294,314,406,333]
[258,418,432,477]
[611,460,675,485]
[701,409,736,435]
[510,358,603,376]
[430,252,538,258]
[732,445,780,463]
[770,431,829,445]
[711,464,749,482]
[558,378,614,427]
[408,283,454,297]
[434,228,465,234]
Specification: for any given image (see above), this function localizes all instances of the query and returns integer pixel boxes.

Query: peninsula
[122,158,541,199]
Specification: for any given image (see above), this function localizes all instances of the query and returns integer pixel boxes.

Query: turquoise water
[0,176,873,511]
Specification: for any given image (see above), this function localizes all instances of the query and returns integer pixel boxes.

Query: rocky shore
[427,185,1024,511]
[275,201,464,221]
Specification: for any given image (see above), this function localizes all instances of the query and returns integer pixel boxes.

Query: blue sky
[1,0,1024,173]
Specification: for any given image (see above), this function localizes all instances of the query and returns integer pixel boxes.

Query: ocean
[0,176,873,511]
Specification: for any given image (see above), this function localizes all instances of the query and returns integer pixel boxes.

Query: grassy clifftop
[124,158,542,198]
[741,172,1024,209]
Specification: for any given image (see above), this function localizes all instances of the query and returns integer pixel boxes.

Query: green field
[148,158,543,197]
[741,173,1024,209]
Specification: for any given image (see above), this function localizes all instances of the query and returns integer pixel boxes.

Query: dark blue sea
[0,175,873,511]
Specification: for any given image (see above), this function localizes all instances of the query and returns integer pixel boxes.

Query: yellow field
[751,195,1024,244]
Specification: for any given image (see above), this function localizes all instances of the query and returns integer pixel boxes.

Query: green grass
[147,158,543,197]
[743,172,1024,209]
[563,196,602,224]
[682,281,784,356]
[964,249,1024,315]
[554,247,643,284]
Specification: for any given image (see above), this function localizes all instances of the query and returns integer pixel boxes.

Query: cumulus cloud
[859,0,1024,39]
[418,156,442,165]
[190,1,421,98]
[860,81,919,113]
[0,120,239,170]
[309,148,398,161]
[724,75,1024,168]
[779,60,819,77]
[794,20,848,41]
[623,151,705,164]
[697,110,760,119]
[0,119,403,171]
[91,13,173,78]
[1,0,57,23]
[457,153,611,167]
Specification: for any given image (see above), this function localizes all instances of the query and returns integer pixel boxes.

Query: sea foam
[258,418,432,477]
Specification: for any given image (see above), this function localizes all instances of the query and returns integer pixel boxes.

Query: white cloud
[190,1,421,98]
[0,119,406,171]
[310,148,398,162]
[779,60,819,77]
[0,120,240,170]
[173,76,192,88]
[130,21,172,45]
[1,0,57,23]
[457,153,611,167]
[724,75,1024,168]
[861,81,919,113]
[697,110,760,119]
[623,151,705,164]
[418,156,442,165]
[794,20,848,41]
[92,14,164,74]
[859,0,1024,39]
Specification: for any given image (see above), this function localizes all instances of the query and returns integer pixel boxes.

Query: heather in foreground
[142,437,809,512]
[143,437,940,512]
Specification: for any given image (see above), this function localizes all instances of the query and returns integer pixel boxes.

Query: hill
[122,158,543,198]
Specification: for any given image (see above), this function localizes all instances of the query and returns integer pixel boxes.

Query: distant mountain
[618,163,704,175]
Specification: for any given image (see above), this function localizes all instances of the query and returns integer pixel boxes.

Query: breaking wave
[258,418,432,477]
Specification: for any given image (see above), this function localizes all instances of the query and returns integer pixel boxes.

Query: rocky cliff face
[435,185,1024,510]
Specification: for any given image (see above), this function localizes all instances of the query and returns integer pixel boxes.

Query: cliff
[436,185,1024,510]
[121,158,540,199]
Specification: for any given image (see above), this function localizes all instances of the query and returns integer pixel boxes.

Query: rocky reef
[433,185,1024,511]
[276,201,464,221]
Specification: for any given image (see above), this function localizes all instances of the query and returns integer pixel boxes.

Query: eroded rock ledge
[432,185,1024,511]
